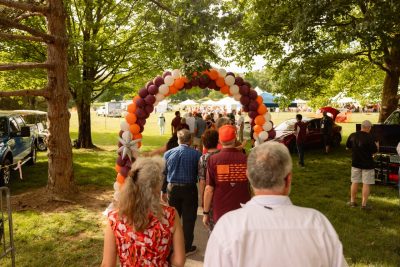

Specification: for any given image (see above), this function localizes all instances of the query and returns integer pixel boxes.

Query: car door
[305,119,322,147]
[9,117,24,161]
[15,116,32,157]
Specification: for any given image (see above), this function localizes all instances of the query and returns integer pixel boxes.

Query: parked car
[0,112,36,185]
[96,106,106,116]
[14,110,48,151]
[270,116,342,152]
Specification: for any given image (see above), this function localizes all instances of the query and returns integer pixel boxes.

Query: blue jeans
[297,142,304,166]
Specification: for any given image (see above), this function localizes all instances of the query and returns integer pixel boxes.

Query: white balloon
[254,140,261,147]
[263,112,271,122]
[233,94,241,101]
[113,182,120,191]
[159,84,169,95]
[113,191,120,201]
[224,75,235,86]
[155,93,165,101]
[171,69,181,79]
[120,120,130,132]
[258,131,269,142]
[218,68,227,77]
[229,84,239,95]
[262,121,273,132]
[122,131,132,142]
[164,75,174,86]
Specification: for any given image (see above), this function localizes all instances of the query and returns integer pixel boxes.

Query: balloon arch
[113,68,274,199]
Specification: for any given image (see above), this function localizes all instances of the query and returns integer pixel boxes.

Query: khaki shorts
[351,167,375,184]
[193,137,201,146]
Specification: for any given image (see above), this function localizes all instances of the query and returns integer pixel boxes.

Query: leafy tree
[224,0,400,122]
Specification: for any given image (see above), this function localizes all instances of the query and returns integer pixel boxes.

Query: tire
[332,133,342,147]
[0,158,12,186]
[37,138,47,151]
[27,145,37,166]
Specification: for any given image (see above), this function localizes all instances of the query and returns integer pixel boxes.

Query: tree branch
[148,0,176,16]
[0,88,49,98]
[0,62,54,71]
[366,43,390,74]
[0,0,48,14]
[0,32,47,43]
[0,17,54,43]
[16,12,44,21]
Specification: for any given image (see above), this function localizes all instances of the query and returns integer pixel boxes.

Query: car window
[275,119,296,131]
[15,116,26,128]
[0,117,7,136]
[10,118,20,133]
[308,119,321,130]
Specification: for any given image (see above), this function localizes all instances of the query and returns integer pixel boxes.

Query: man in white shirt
[185,112,196,138]
[204,142,348,267]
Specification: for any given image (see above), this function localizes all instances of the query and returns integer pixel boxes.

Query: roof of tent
[201,99,218,106]
[215,97,241,107]
[179,99,198,106]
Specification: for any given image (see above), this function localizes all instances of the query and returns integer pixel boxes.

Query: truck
[96,101,124,117]
[356,109,400,185]
[0,112,36,185]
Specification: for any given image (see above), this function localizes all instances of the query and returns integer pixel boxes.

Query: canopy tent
[292,99,307,104]
[155,100,169,113]
[336,97,359,104]
[179,99,198,106]
[260,92,279,107]
[201,99,218,106]
[254,86,265,95]
[215,97,241,111]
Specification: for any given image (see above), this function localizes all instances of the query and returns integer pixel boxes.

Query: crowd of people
[100,110,386,266]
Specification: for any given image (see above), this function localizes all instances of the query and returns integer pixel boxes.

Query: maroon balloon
[136,118,146,127]
[144,104,154,114]
[191,77,199,87]
[199,82,207,89]
[226,72,235,77]
[240,95,250,106]
[116,155,126,166]
[153,76,164,87]
[249,89,258,100]
[120,166,129,177]
[184,82,193,89]
[135,97,146,108]
[139,124,144,133]
[148,85,158,95]
[243,81,252,88]
[162,71,172,78]
[199,75,210,86]
[268,128,276,139]
[239,85,250,95]
[138,88,148,98]
[242,105,250,112]
[248,111,258,119]
[250,119,255,127]
[135,107,147,119]
[145,94,156,105]
[208,80,217,90]
[145,81,154,89]
[248,101,259,111]
[119,130,124,138]
[234,77,244,86]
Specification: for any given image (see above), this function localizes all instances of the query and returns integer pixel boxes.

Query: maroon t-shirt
[171,116,181,132]
[294,121,307,144]
[206,148,251,223]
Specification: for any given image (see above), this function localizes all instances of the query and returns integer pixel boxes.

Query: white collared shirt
[204,195,348,267]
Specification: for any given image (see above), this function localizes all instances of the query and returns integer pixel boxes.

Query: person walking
[236,111,245,142]
[171,111,181,135]
[202,125,250,230]
[158,113,166,135]
[194,113,207,151]
[321,111,333,154]
[294,114,307,167]
[346,120,378,210]
[102,157,185,267]
[162,129,201,256]
[204,142,348,267]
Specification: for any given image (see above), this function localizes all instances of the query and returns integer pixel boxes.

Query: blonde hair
[118,157,165,232]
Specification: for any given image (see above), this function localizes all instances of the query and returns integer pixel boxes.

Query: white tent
[215,97,241,111]
[201,99,218,106]
[293,98,307,104]
[254,86,265,95]
[179,99,198,106]
[155,100,169,113]
[337,97,359,104]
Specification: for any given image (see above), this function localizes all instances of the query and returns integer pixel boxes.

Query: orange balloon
[256,95,263,104]
[133,133,142,140]
[169,85,178,94]
[174,78,184,89]
[115,164,121,173]
[255,115,266,126]
[133,95,140,101]
[216,77,226,87]
[209,69,219,80]
[182,76,189,83]
[125,113,137,125]
[129,123,140,135]
[220,86,230,94]
[127,103,137,113]
[257,104,268,115]
[253,125,263,134]
[117,173,125,184]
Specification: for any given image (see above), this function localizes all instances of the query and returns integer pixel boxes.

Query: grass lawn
[1,110,399,266]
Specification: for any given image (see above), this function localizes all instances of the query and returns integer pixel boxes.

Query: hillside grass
[2,110,399,266]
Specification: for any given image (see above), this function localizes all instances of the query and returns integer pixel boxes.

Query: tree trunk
[75,89,95,148]
[46,0,77,195]
[379,45,400,123]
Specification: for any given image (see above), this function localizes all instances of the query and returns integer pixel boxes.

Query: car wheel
[0,158,12,186]
[332,133,342,147]
[27,145,37,166]
[37,138,47,151]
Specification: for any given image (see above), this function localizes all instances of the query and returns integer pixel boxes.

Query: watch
[203,211,210,215]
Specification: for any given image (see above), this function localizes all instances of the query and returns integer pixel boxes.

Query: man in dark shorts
[202,125,251,230]
[294,114,307,167]
[320,111,333,154]
[171,111,181,135]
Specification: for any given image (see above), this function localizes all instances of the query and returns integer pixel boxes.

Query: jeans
[297,142,304,166]
[168,183,198,250]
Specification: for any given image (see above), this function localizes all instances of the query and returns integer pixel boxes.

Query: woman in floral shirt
[101,157,185,267]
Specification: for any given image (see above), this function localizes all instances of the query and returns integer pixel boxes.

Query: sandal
[346,201,357,208]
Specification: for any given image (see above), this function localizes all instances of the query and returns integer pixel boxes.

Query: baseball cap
[219,125,236,142]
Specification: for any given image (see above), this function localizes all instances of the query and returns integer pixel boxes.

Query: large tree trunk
[75,88,95,148]
[379,44,400,122]
[46,0,76,195]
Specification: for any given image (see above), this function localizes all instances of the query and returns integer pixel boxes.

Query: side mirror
[21,126,31,137]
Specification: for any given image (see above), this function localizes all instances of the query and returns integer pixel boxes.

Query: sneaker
[346,201,357,208]
[361,205,372,211]
[185,245,197,256]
